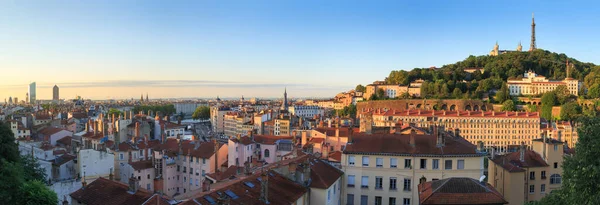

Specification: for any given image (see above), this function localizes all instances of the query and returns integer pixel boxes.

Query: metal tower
[529,13,536,51]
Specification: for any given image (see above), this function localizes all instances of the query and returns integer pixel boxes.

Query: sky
[1,0,600,100]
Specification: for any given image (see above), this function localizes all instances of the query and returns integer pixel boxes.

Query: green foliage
[192,106,211,120]
[399,92,411,99]
[554,85,571,104]
[107,108,123,117]
[495,83,510,103]
[582,105,597,117]
[588,84,600,99]
[336,104,357,119]
[501,100,516,111]
[385,70,410,85]
[21,155,47,182]
[0,121,19,163]
[355,84,366,92]
[18,180,58,205]
[541,92,558,119]
[560,102,582,121]
[452,88,462,99]
[0,159,24,203]
[133,104,176,116]
[559,117,600,204]
[376,88,385,99]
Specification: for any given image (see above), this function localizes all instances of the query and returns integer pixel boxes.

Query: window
[119,153,124,160]
[541,184,546,193]
[529,185,535,193]
[432,159,439,169]
[457,160,465,170]
[530,171,535,180]
[147,183,151,190]
[360,195,368,205]
[361,176,368,188]
[420,159,427,169]
[554,162,558,168]
[376,158,383,168]
[403,198,410,205]
[404,159,411,169]
[190,168,193,175]
[203,158,206,164]
[362,156,369,166]
[264,149,270,157]
[327,189,331,202]
[554,144,558,151]
[390,158,397,168]
[375,177,383,189]
[177,165,180,172]
[550,174,562,184]
[183,156,186,162]
[375,196,382,205]
[347,175,355,187]
[445,160,453,170]
[348,156,355,166]
[183,166,187,173]
[541,171,547,179]
[147,174,150,179]
[389,177,397,190]
[347,194,354,205]
[403,178,411,191]
[389,197,396,205]
[190,156,194,163]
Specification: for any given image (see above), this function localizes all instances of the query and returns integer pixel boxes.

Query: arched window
[550,174,562,184]
[264,149,270,158]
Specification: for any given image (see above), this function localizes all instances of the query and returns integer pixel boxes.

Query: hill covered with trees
[360,49,600,100]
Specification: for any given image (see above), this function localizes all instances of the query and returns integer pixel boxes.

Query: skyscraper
[53,85,59,101]
[29,82,36,104]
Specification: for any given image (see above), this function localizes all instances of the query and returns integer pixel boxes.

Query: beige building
[364,81,421,100]
[488,138,564,204]
[370,109,540,153]
[507,70,581,96]
[342,126,485,205]
[210,106,230,134]
[541,120,578,148]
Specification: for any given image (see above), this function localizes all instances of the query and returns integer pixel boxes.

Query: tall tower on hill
[530,13,536,52]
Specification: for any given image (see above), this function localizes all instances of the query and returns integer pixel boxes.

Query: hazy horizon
[2,1,600,100]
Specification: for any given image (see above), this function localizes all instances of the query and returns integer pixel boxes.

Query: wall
[311,178,342,205]
[78,149,115,179]
[357,99,492,115]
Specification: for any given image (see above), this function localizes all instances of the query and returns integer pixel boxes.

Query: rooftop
[70,177,154,205]
[418,178,507,205]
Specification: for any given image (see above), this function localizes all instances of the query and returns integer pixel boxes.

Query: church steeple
[517,41,523,52]
[283,87,288,111]
[530,13,536,51]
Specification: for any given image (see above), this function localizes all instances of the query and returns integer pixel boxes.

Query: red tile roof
[70,177,153,205]
[53,154,76,166]
[71,112,88,119]
[182,170,307,205]
[253,135,293,145]
[230,136,253,145]
[129,160,154,171]
[206,166,243,182]
[56,136,72,146]
[490,149,548,172]
[372,109,540,119]
[141,194,171,205]
[314,127,351,137]
[39,127,68,136]
[328,151,342,162]
[344,131,481,156]
[418,178,507,205]
[309,138,324,144]
[153,138,222,159]
[309,158,343,189]
[35,113,52,120]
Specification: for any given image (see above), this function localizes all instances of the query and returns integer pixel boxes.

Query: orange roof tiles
[490,149,548,172]
[129,160,154,171]
[70,177,154,205]
[418,178,507,205]
[309,158,343,189]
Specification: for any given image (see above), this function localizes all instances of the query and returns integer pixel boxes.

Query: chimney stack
[129,110,133,120]
[520,142,526,162]
[492,111,495,116]
[260,171,269,204]
[328,120,332,128]
[301,131,307,146]
[128,174,139,193]
[135,122,140,138]
[436,127,444,147]
[410,129,416,147]
[160,123,166,144]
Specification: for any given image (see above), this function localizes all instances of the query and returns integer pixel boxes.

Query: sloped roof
[253,135,293,145]
[418,178,507,205]
[39,127,68,136]
[70,177,153,205]
[314,127,350,137]
[309,158,343,189]
[129,160,154,171]
[490,149,548,172]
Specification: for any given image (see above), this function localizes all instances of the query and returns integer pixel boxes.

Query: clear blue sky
[1,0,599,100]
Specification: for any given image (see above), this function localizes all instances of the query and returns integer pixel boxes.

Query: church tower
[489,41,499,56]
[529,13,536,51]
[517,42,523,52]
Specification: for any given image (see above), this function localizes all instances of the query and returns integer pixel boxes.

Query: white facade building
[289,105,324,118]
[508,70,582,96]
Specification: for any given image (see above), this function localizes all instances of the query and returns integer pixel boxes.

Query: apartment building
[371,109,540,153]
[342,126,485,205]
[364,81,421,100]
[210,106,230,134]
[289,105,324,118]
[228,134,294,166]
[488,138,564,205]
[541,120,578,148]
[507,70,581,96]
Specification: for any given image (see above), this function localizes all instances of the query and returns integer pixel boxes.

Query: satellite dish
[479,175,486,183]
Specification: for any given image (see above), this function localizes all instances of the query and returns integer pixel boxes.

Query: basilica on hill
[490,13,537,56]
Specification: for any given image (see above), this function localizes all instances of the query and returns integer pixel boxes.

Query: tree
[588,84,600,99]
[17,180,58,205]
[376,88,386,99]
[0,159,23,203]
[452,88,462,99]
[107,108,123,117]
[496,83,510,103]
[0,121,19,163]
[21,155,47,182]
[557,117,600,204]
[541,92,558,120]
[501,100,516,111]
[560,102,582,121]
[192,106,211,120]
[440,84,450,98]
[554,85,571,104]
[400,92,411,99]
[355,84,366,92]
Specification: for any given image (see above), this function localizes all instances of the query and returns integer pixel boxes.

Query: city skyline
[2,1,600,99]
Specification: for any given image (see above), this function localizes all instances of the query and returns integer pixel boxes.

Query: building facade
[507,70,581,96]
[53,85,59,101]
[29,82,36,104]
[289,105,324,118]
[342,127,485,205]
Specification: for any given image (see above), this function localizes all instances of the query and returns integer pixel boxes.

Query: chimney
[128,174,139,193]
[129,110,133,120]
[178,134,183,155]
[519,142,526,162]
[93,121,97,135]
[303,160,311,185]
[144,135,149,160]
[160,123,166,144]
[214,139,219,173]
[109,168,114,180]
[81,172,87,188]
[62,196,69,205]
[477,141,484,152]
[348,128,354,143]
[410,129,416,147]
[85,121,89,133]
[418,110,421,115]
[135,122,140,138]
[492,111,495,116]
[542,132,547,160]
[260,171,269,204]
[111,114,115,125]
[436,127,444,147]
[301,131,307,146]
[328,120,332,128]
